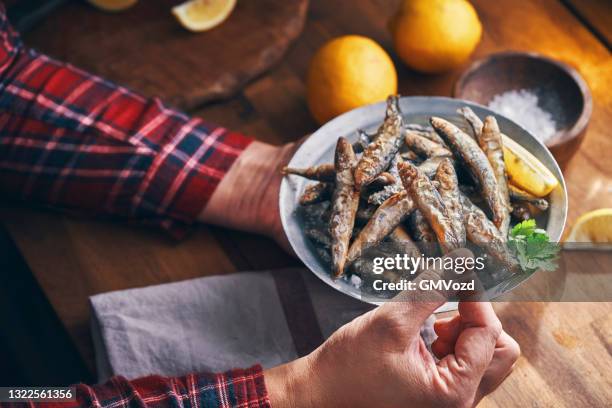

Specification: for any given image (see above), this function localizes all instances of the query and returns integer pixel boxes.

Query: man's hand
[199,141,297,251]
[265,250,520,407]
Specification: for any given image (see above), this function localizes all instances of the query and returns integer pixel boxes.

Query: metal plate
[279,96,568,312]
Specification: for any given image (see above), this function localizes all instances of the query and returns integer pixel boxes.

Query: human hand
[265,249,520,408]
[199,141,298,252]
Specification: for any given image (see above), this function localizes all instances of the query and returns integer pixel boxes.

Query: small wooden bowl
[454,52,592,168]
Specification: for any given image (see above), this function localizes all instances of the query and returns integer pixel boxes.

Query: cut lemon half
[172,0,237,32]
[501,134,559,197]
[567,209,612,243]
[88,0,138,12]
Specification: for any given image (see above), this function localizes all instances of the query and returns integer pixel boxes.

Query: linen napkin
[90,268,435,381]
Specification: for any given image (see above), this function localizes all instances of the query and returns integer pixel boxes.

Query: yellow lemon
[88,0,137,12]
[307,35,397,125]
[389,0,482,73]
[501,134,559,197]
[172,0,236,32]
[567,209,612,243]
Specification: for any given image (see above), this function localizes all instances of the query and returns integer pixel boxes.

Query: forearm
[200,141,296,237]
[264,356,319,408]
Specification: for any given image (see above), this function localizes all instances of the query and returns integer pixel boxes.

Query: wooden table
[2,0,610,405]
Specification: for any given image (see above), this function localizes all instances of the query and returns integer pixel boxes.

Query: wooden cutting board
[22,0,309,110]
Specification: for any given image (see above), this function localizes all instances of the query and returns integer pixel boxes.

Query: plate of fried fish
[280,96,567,309]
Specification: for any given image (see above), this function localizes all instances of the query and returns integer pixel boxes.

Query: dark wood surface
[23,0,308,110]
[564,0,612,50]
[2,0,611,406]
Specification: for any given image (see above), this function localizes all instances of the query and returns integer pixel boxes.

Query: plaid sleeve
[1,365,270,408]
[0,6,252,238]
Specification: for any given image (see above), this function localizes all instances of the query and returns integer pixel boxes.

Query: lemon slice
[501,134,559,197]
[567,209,612,243]
[172,0,237,32]
[88,0,138,12]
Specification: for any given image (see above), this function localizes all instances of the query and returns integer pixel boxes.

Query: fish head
[397,161,419,188]
[385,94,401,118]
[334,137,356,171]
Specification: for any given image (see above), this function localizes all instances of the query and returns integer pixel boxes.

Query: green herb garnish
[508,219,560,275]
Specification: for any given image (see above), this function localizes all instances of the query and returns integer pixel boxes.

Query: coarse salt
[488,89,557,143]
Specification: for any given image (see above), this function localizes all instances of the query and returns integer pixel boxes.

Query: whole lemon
[389,0,482,73]
[307,35,397,124]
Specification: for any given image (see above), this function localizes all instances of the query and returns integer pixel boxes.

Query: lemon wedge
[567,209,612,243]
[501,134,559,197]
[88,0,138,12]
[172,0,237,32]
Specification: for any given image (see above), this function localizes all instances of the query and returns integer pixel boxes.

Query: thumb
[437,301,502,392]
[377,248,475,334]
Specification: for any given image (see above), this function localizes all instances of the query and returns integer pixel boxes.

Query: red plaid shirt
[0,5,253,238]
[0,4,271,408]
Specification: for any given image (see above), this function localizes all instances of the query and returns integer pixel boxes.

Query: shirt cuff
[73,364,270,408]
[215,364,271,407]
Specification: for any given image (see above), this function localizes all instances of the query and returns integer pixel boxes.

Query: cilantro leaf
[508,219,560,275]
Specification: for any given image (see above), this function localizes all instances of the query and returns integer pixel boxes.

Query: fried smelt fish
[354,96,404,189]
[410,210,437,243]
[358,129,374,143]
[509,184,549,211]
[434,158,466,243]
[460,194,519,273]
[417,156,450,179]
[300,182,333,205]
[305,228,331,248]
[369,172,396,188]
[387,224,421,260]
[282,163,335,182]
[511,203,532,221]
[356,204,377,224]
[368,155,450,205]
[367,153,404,205]
[479,116,511,236]
[398,161,460,254]
[400,150,420,162]
[353,129,373,153]
[330,137,360,278]
[430,117,506,231]
[457,106,483,138]
[404,129,452,158]
[347,190,415,263]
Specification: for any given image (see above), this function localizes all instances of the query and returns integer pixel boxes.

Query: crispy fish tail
[300,182,333,205]
[282,163,335,182]
[457,106,483,138]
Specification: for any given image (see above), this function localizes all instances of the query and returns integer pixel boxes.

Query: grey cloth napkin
[90,269,435,381]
